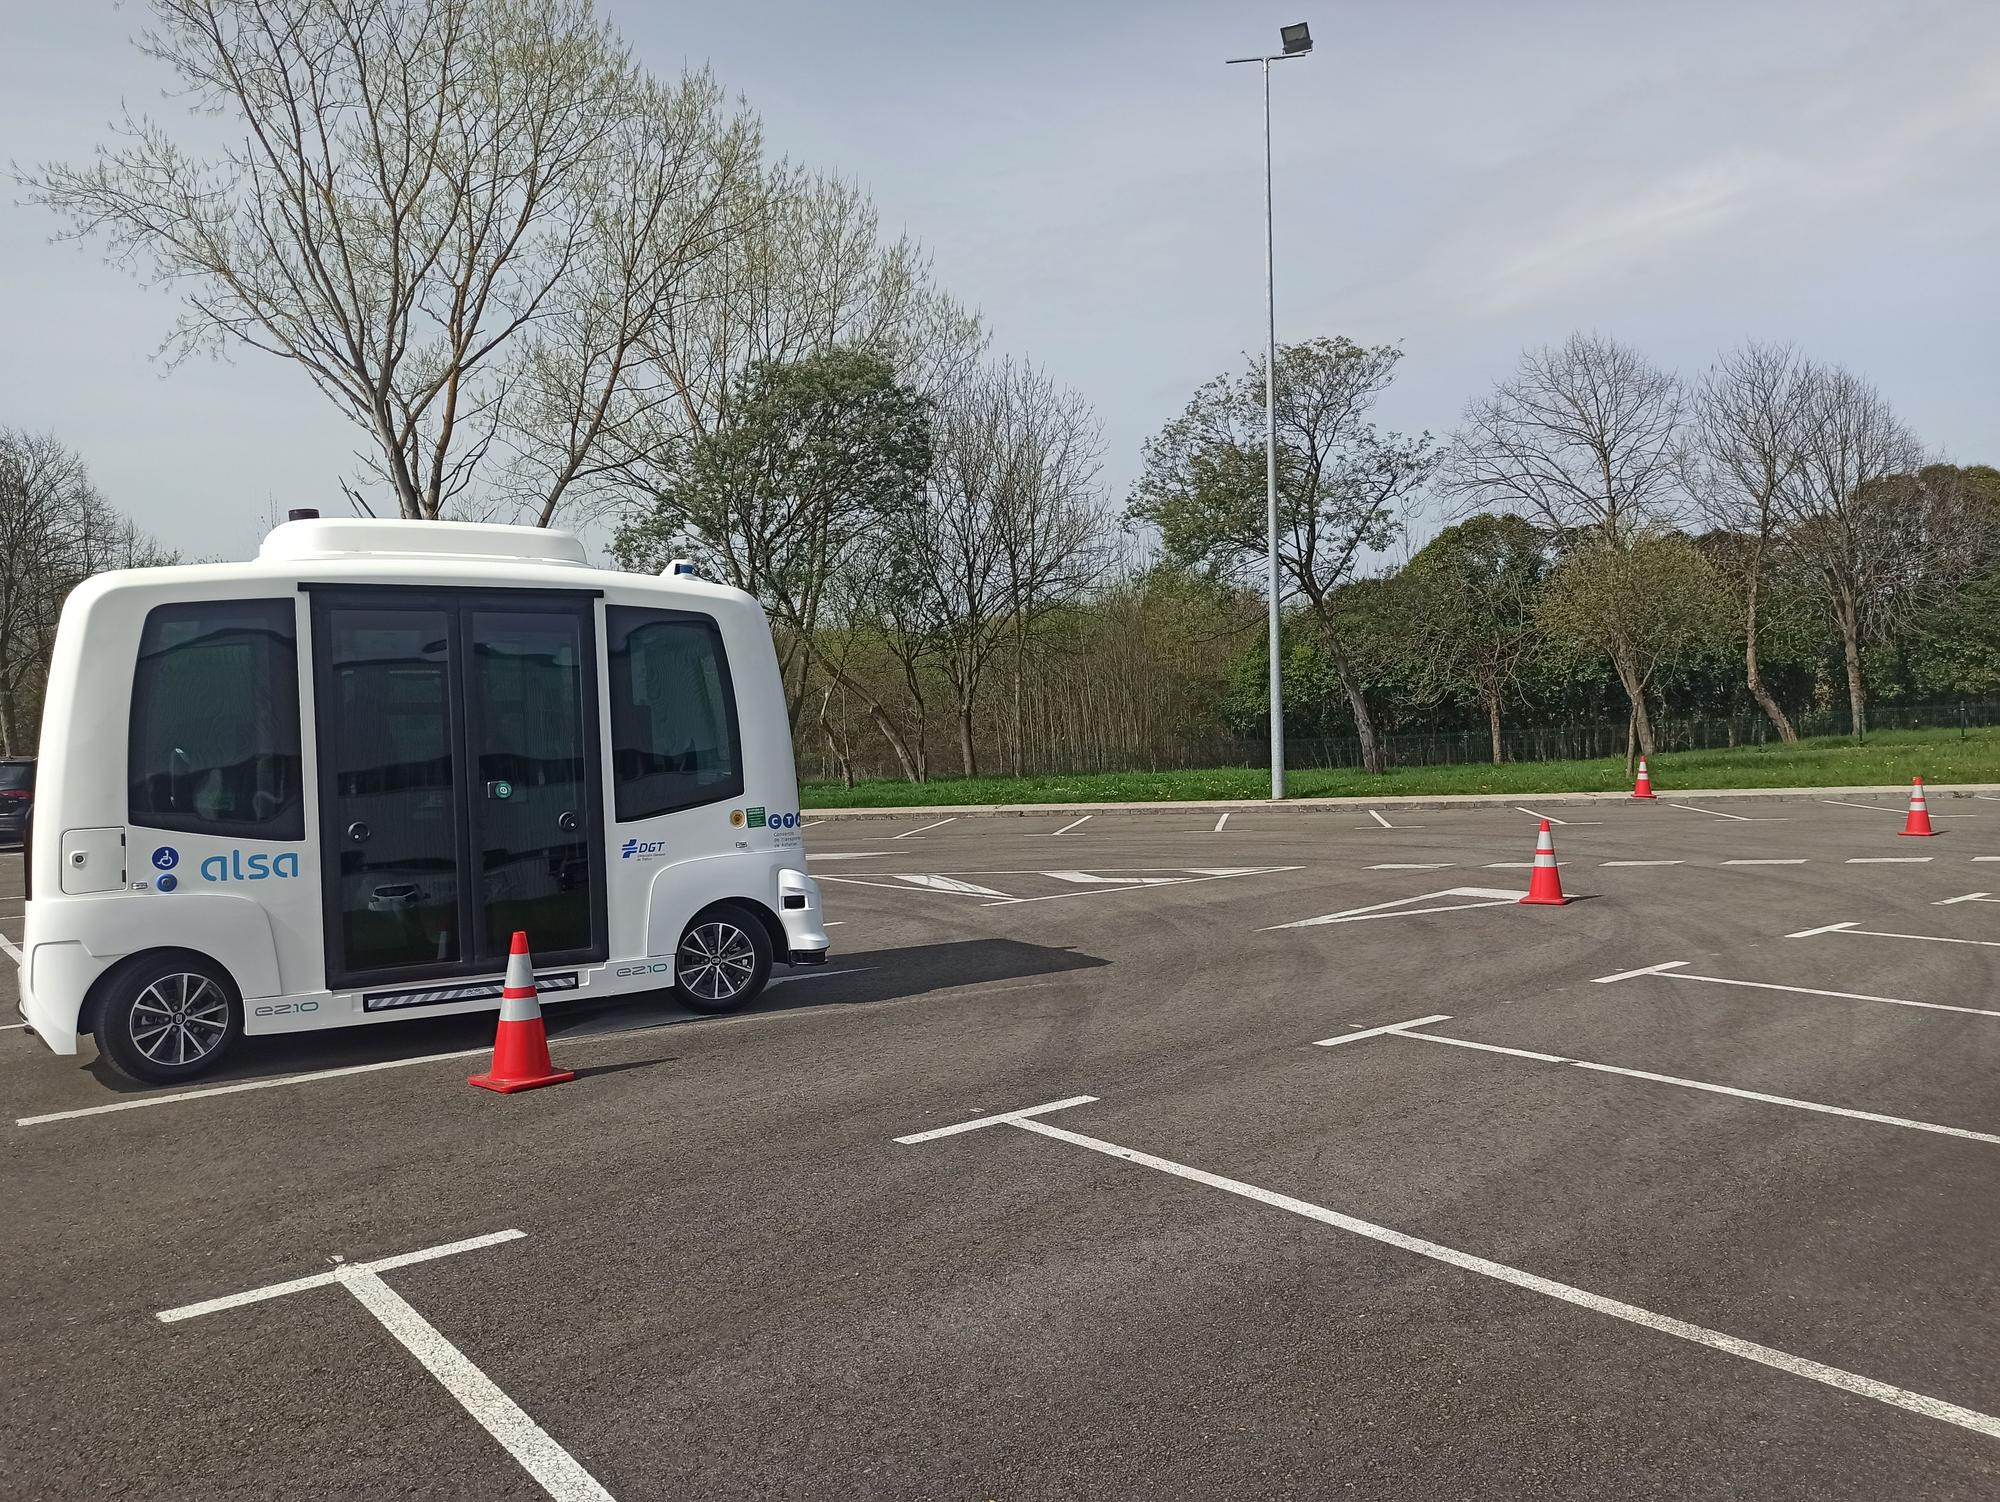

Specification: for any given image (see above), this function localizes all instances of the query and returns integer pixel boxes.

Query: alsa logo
[621,838,668,860]
[199,850,302,882]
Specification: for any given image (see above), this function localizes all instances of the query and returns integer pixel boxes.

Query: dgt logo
[621,838,668,860]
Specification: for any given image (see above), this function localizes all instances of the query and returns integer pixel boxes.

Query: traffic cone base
[1899,776,1937,837]
[1631,756,1657,799]
[1520,820,1570,905]
[469,931,575,1093]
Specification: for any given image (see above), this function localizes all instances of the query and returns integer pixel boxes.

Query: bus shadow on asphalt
[72,938,1107,1093]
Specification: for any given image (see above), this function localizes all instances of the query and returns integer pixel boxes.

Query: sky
[2,0,1995,564]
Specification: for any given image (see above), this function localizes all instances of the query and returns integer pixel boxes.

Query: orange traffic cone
[1631,757,1657,799]
[1520,821,1570,905]
[469,932,575,1093]
[1899,777,1937,837]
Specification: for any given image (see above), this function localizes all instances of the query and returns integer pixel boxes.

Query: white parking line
[1515,807,1600,826]
[1601,860,1684,867]
[1033,814,1094,837]
[900,1100,2000,1442]
[1313,1013,1454,1047]
[892,817,957,840]
[1723,859,1807,866]
[1847,856,1933,864]
[1821,798,1898,814]
[1214,812,1231,833]
[1263,886,1522,929]
[890,873,1012,897]
[893,1094,1099,1144]
[1666,803,1753,821]
[1366,862,1455,871]
[989,866,1299,908]
[1359,1020,2000,1147]
[1788,920,2000,950]
[0,932,20,962]
[159,1230,613,1501]
[1935,893,1998,906]
[1593,958,2000,1019]
[1368,810,1393,829]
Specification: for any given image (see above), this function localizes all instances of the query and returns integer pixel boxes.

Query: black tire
[673,903,772,1014]
[95,952,241,1084]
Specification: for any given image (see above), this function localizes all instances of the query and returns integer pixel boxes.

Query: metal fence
[800,700,2000,784]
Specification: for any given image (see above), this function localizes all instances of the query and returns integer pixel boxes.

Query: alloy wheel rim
[677,922,757,1003]
[129,974,230,1066]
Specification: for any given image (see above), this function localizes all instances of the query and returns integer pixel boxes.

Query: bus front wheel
[674,904,772,1014]
[95,952,241,1084]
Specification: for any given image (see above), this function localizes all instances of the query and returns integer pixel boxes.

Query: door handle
[347,821,372,844]
[557,810,578,833]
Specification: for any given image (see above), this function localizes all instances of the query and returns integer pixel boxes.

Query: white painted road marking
[1368,810,1393,829]
[1593,959,2000,1020]
[890,873,1013,897]
[1846,856,1932,864]
[1484,861,1535,868]
[1666,803,1754,821]
[1366,862,1455,870]
[806,851,891,861]
[1935,893,1998,906]
[1262,887,1522,929]
[1034,814,1094,837]
[892,817,957,839]
[893,1094,1099,1144]
[159,1231,613,1501]
[986,866,1299,908]
[902,1103,2000,1443]
[338,1264,614,1502]
[1821,798,1898,814]
[1352,1020,2000,1148]
[1789,920,2000,950]
[0,932,20,962]
[1591,961,1692,984]
[1214,812,1231,832]
[1600,860,1684,867]
[1515,806,1600,825]
[1313,1013,1454,1047]
[1724,858,1807,866]
[1978,857,2000,863]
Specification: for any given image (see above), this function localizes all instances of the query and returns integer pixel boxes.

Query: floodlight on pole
[1225,24,1313,802]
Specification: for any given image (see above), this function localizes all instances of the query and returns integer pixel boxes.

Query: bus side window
[606,606,745,821]
[128,599,304,840]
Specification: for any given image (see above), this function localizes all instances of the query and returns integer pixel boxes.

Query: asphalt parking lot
[4,790,2000,1499]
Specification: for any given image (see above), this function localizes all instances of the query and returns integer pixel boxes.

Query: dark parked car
[0,757,34,846]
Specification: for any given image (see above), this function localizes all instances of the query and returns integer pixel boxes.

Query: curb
[802,784,2000,822]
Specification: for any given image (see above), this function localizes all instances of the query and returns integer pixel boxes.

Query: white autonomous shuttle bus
[14,517,829,1083]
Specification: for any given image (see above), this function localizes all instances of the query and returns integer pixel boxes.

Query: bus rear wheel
[96,954,241,1084]
[674,904,771,1014]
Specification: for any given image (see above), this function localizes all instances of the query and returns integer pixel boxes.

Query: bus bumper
[777,868,830,965]
[18,941,87,1055]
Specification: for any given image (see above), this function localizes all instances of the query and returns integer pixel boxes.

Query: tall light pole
[1227,22,1312,802]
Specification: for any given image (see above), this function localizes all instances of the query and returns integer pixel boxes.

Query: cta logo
[199,850,302,882]
[621,837,668,860]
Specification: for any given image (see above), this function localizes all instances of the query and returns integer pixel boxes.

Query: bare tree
[0,431,168,753]
[1775,365,1929,737]
[26,0,753,524]
[1688,342,1818,742]
[994,362,1108,774]
[1440,332,1687,754]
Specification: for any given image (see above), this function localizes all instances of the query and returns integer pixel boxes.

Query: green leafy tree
[1405,514,1548,763]
[1129,337,1436,775]
[614,344,934,775]
[1538,536,1735,764]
